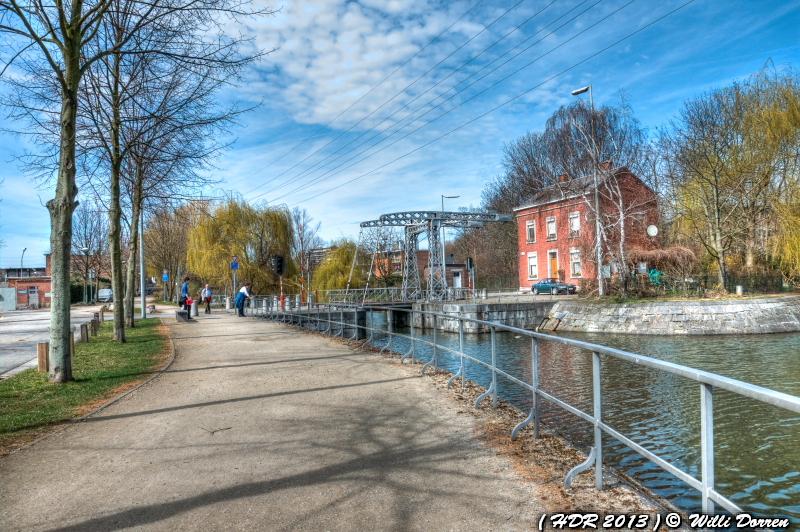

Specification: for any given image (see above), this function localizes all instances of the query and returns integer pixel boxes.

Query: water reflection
[364,311,800,520]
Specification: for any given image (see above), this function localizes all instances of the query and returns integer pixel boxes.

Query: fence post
[700,383,715,513]
[432,314,438,368]
[80,323,89,343]
[592,351,603,489]
[459,316,465,391]
[37,342,49,372]
[490,326,497,407]
[532,338,540,438]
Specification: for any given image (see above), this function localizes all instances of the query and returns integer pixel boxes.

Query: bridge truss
[357,211,511,301]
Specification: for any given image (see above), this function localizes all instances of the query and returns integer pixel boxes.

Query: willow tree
[312,240,366,295]
[187,201,293,295]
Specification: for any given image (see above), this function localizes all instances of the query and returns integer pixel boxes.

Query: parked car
[531,278,576,295]
[97,288,113,303]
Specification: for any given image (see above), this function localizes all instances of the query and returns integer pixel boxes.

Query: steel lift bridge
[353,211,511,302]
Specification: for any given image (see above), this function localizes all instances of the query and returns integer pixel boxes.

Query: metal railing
[247,297,800,515]
[323,287,477,304]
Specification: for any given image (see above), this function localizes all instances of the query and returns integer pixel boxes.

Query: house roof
[513,166,647,212]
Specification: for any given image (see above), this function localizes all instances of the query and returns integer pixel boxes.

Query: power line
[258,0,565,199]
[270,0,619,202]
[289,0,696,206]
[248,0,526,200]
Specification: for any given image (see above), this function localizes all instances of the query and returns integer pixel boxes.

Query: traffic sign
[162,270,169,282]
[231,255,240,271]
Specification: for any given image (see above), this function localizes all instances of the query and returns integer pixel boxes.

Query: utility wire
[256,0,564,199]
[248,0,525,197]
[238,2,486,196]
[271,0,621,202]
[288,0,696,206]
[265,0,598,200]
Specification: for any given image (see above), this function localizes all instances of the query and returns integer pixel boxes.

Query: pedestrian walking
[180,276,190,312]
[201,284,213,314]
[235,283,252,317]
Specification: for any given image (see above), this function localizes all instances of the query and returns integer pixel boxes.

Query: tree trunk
[108,51,126,342]
[47,34,81,383]
[124,186,142,328]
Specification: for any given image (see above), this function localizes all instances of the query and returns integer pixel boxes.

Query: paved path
[0,312,540,530]
[0,306,100,377]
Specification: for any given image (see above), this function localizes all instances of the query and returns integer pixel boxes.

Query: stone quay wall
[412,301,556,333]
[541,296,800,335]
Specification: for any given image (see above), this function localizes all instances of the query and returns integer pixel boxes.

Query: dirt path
[0,312,546,531]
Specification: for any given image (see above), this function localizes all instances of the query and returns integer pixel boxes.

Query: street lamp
[440,195,459,292]
[81,246,89,304]
[571,84,604,296]
[20,247,26,274]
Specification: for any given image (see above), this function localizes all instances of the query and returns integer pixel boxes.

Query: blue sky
[0,0,798,267]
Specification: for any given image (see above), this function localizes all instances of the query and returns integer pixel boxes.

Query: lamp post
[20,247,26,274]
[81,246,89,304]
[440,195,459,293]
[571,84,604,296]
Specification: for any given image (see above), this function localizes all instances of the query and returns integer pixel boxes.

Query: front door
[548,251,558,278]
[453,271,462,288]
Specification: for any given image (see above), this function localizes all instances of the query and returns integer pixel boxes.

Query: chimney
[558,173,569,183]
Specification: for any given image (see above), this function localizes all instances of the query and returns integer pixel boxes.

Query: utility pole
[139,210,146,319]
[571,84,604,296]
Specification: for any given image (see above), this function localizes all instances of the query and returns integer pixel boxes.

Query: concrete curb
[1,318,177,458]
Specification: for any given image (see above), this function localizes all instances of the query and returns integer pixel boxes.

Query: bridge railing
[250,299,800,516]
[322,287,477,304]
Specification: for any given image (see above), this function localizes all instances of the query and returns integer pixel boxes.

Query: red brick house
[514,166,659,291]
[2,253,53,308]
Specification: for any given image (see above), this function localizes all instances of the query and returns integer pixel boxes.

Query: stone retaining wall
[541,296,800,335]
[413,301,556,333]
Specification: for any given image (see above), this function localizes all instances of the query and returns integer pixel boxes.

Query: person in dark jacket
[180,277,190,312]
[234,283,252,317]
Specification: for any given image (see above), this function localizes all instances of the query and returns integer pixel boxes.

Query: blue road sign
[162,273,169,282]
[231,256,239,270]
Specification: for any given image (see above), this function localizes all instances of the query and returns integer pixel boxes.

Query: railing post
[490,326,497,407]
[532,338,540,438]
[409,309,414,358]
[432,314,438,368]
[700,382,715,513]
[459,316,465,391]
[592,351,603,489]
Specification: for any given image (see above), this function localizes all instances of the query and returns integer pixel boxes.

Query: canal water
[363,311,800,521]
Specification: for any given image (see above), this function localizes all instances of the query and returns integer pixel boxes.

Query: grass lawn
[0,318,168,454]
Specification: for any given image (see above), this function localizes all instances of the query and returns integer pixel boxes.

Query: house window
[546,217,556,240]
[570,249,582,277]
[569,212,580,237]
[527,252,538,279]
[525,221,536,243]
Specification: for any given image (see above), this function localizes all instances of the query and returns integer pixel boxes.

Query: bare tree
[291,207,322,299]
[361,226,402,288]
[71,201,107,301]
[0,0,272,380]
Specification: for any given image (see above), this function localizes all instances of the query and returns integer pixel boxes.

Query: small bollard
[80,323,89,343]
[99,309,105,322]
[70,327,76,358]
[735,285,744,296]
[90,319,99,336]
[191,300,199,317]
[37,342,49,372]
[225,296,230,311]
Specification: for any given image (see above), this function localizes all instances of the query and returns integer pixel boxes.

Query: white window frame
[525,221,536,243]
[570,248,582,278]
[546,216,557,241]
[547,249,559,278]
[527,252,538,280]
[569,211,580,237]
